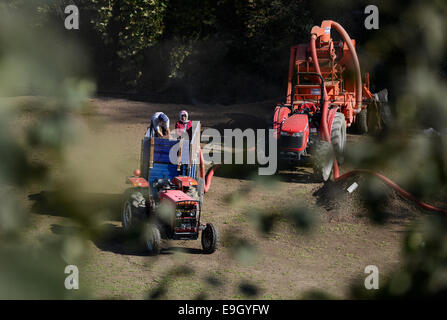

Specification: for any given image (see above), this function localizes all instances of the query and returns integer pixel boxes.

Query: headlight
[175,210,182,217]
[291,132,303,137]
[190,210,196,217]
[280,131,289,136]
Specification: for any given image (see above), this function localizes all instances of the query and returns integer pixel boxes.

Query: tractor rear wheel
[331,112,347,164]
[144,224,161,255]
[376,89,393,129]
[356,109,368,134]
[202,223,219,254]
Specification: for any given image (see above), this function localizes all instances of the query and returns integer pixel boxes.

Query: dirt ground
[15,96,426,299]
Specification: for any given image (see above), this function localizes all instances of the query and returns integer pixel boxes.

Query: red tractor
[122,123,218,255]
[273,20,380,180]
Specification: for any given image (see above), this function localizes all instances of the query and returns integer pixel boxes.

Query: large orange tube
[333,169,447,214]
[327,20,363,110]
[310,20,361,179]
[199,147,221,193]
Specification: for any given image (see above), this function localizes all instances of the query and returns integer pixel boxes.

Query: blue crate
[140,138,192,180]
[148,163,188,185]
[153,139,190,164]
[140,127,201,185]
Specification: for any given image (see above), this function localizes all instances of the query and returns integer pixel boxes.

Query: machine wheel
[312,141,334,182]
[376,89,393,129]
[122,189,147,231]
[201,223,219,254]
[276,157,290,171]
[144,224,161,255]
[356,109,368,134]
[331,112,346,164]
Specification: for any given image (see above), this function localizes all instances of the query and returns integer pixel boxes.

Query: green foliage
[89,0,167,85]
[0,5,94,298]
[76,0,313,99]
[344,0,447,299]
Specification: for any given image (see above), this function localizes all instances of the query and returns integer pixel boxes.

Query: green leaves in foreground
[0,7,94,298]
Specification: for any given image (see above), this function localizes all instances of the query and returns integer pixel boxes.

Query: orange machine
[285,20,373,131]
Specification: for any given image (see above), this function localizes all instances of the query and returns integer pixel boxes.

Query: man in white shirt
[145,112,171,138]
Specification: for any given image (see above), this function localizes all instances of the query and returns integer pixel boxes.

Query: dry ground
[13,96,427,299]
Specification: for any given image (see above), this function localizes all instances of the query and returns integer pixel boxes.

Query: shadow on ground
[212,162,321,184]
[51,223,205,256]
[211,112,270,133]
[29,191,123,221]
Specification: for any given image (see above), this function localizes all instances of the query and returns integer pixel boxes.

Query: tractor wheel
[143,224,161,255]
[276,157,290,171]
[312,141,334,182]
[201,223,219,254]
[331,112,347,164]
[356,109,368,134]
[375,89,394,129]
[122,189,147,231]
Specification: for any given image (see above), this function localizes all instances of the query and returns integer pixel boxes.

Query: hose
[199,146,221,193]
[198,143,447,213]
[335,170,447,214]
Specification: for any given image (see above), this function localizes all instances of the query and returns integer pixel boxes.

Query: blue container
[140,137,198,185]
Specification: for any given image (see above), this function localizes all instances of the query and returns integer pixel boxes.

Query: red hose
[334,169,447,214]
[325,21,362,109]
[199,146,221,193]
[197,144,447,213]
[310,34,341,178]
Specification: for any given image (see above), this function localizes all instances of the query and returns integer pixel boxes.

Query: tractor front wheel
[312,141,334,182]
[122,189,147,231]
[202,223,219,254]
